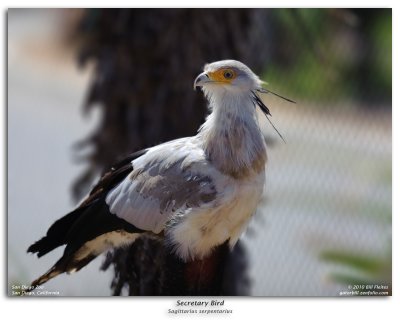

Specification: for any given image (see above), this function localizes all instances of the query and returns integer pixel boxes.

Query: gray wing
[105,138,226,234]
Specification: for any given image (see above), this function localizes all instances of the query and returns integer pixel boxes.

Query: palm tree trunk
[74,8,272,295]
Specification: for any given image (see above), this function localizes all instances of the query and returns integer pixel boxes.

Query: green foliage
[369,12,392,99]
[320,251,388,276]
[264,9,392,107]
[320,247,391,294]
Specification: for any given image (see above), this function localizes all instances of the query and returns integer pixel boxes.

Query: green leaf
[320,251,385,275]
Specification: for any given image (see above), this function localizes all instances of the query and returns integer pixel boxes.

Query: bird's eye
[209,68,237,82]
[224,70,234,79]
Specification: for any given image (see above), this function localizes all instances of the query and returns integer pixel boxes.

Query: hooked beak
[193,72,210,90]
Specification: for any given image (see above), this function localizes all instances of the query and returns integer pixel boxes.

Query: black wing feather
[28,197,145,289]
[27,207,85,257]
[63,198,142,254]
[27,149,148,258]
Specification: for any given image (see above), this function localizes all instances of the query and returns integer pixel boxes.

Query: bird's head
[194,60,295,142]
[194,60,263,94]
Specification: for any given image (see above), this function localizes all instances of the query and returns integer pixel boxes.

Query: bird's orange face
[207,68,238,84]
[194,60,258,90]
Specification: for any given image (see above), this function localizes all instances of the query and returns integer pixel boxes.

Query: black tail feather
[27,198,144,288]
[28,149,147,258]
[30,265,62,288]
[27,149,149,289]
[27,207,85,257]
[29,253,98,290]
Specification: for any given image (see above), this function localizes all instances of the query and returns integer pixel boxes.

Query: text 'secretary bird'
[28,60,293,288]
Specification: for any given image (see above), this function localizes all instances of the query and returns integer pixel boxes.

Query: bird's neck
[197,92,267,178]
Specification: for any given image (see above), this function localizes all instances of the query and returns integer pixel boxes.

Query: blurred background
[8,8,391,296]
